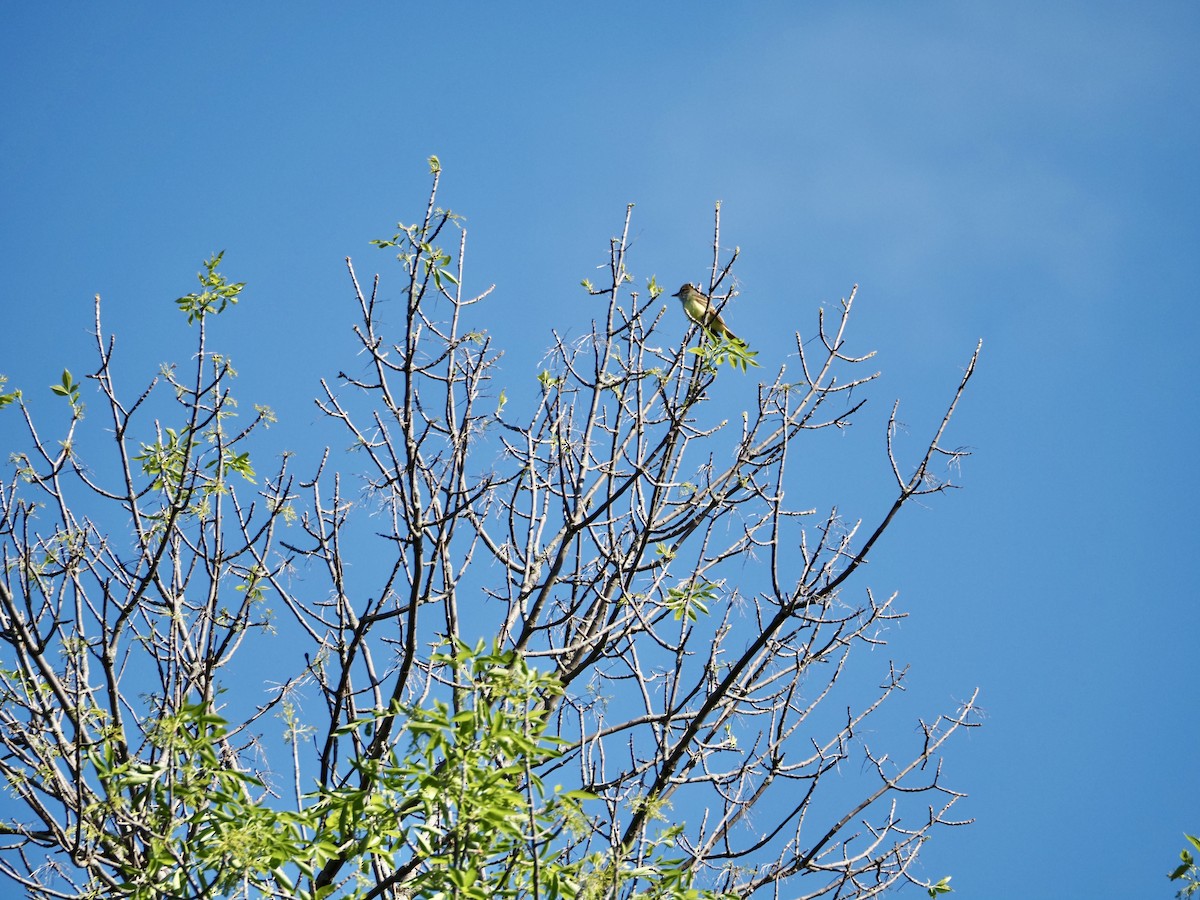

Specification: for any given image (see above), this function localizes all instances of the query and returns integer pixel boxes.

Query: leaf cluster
[1171,835,1200,899]
[175,251,246,324]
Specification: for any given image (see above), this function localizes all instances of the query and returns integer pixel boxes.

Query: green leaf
[0,374,17,409]
[927,875,953,897]
[49,369,81,405]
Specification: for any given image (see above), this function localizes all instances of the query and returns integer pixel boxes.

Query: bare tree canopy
[0,164,982,900]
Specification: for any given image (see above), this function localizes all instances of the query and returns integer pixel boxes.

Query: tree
[0,159,982,899]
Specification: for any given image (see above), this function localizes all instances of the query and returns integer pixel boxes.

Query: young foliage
[687,335,759,372]
[0,375,18,409]
[1170,834,1200,899]
[175,251,246,323]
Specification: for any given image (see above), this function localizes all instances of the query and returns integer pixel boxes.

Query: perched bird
[672,283,739,342]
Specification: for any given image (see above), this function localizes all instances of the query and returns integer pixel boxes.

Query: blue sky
[2,3,1197,897]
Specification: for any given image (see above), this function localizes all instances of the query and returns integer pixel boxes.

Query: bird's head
[671,283,695,300]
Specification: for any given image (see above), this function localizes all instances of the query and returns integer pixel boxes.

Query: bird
[671,283,740,342]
